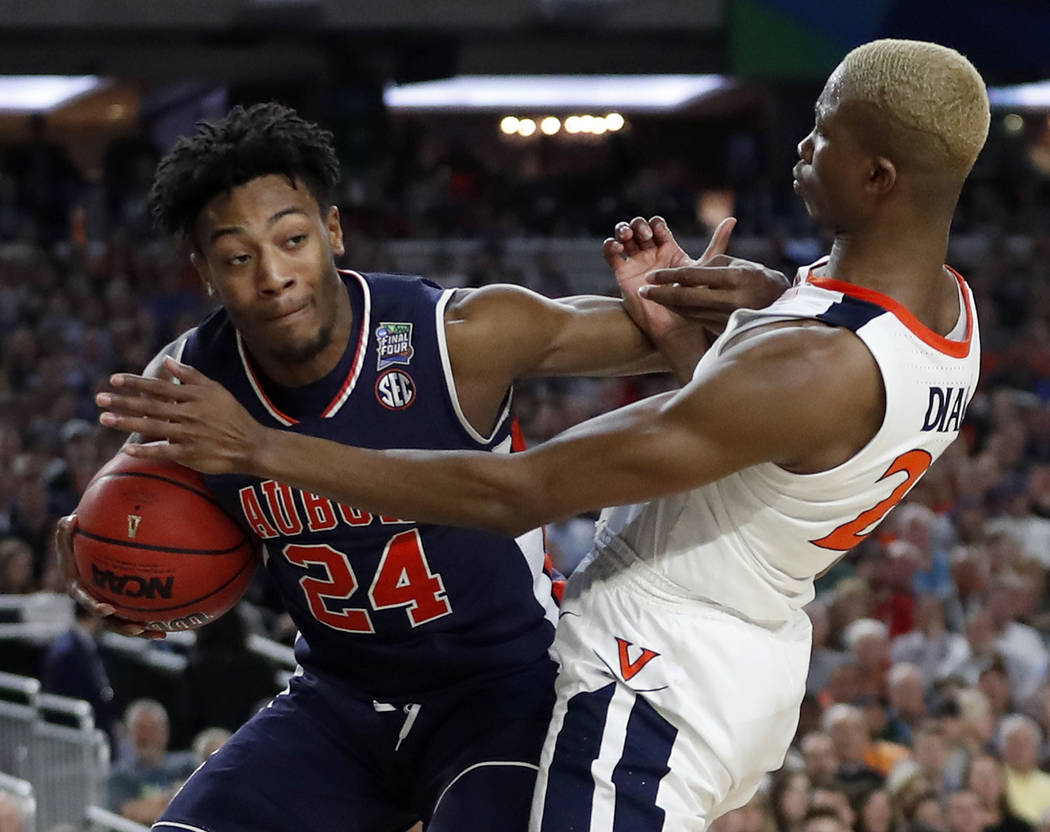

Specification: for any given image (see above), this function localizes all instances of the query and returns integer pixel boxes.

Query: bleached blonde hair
[835,39,989,177]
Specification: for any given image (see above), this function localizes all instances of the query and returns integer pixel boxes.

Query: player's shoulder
[707,320,880,415]
[344,269,443,296]
[443,282,549,325]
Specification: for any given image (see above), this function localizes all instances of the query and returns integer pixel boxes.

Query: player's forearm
[250,428,555,536]
[653,330,710,385]
[538,295,670,377]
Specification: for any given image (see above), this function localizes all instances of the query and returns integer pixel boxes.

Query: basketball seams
[89,470,248,532]
[72,527,248,556]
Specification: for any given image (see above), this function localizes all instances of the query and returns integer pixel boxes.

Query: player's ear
[189,251,216,298]
[325,205,345,258]
[866,156,896,196]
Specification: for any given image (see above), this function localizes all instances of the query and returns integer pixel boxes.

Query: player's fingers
[109,373,194,400]
[98,411,180,441]
[614,220,644,258]
[639,283,738,311]
[603,237,627,266]
[163,356,211,385]
[69,582,116,617]
[629,217,656,250]
[698,217,737,264]
[646,265,738,289]
[95,391,184,421]
[55,516,81,585]
[648,216,678,247]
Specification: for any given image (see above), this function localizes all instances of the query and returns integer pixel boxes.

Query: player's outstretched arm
[98,326,881,537]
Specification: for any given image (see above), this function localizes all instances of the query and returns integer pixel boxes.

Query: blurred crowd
[0,107,1049,830]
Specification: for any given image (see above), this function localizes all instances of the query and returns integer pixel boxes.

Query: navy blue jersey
[178,271,559,699]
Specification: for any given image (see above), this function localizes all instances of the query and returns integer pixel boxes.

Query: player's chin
[270,329,330,364]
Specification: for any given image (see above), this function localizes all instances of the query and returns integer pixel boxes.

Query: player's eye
[227,254,251,266]
[285,234,308,249]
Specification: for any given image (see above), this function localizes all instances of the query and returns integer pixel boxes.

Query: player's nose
[256,248,295,294]
[797,132,814,164]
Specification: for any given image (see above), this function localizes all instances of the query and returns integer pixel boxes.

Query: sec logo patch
[376,370,416,410]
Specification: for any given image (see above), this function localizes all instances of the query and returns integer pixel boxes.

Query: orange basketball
[73,452,257,632]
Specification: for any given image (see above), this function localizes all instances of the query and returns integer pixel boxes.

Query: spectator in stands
[948,789,987,832]
[192,726,232,763]
[184,607,281,736]
[885,663,929,745]
[967,753,1033,832]
[871,541,921,637]
[986,573,1049,706]
[40,601,117,748]
[807,601,848,698]
[824,703,909,782]
[800,732,841,789]
[912,720,952,796]
[853,788,895,832]
[107,699,196,825]
[43,418,101,518]
[892,595,971,686]
[940,693,986,792]
[770,769,811,832]
[843,619,893,700]
[910,790,948,832]
[809,789,857,830]
[0,537,35,594]
[801,807,851,832]
[1000,715,1050,826]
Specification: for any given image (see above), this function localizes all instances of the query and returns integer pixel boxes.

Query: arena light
[988,80,1050,109]
[540,116,561,135]
[500,115,520,134]
[384,75,731,113]
[1003,113,1024,134]
[605,112,625,131]
[517,118,537,137]
[0,75,105,113]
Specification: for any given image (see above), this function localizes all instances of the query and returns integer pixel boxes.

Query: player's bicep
[446,285,656,382]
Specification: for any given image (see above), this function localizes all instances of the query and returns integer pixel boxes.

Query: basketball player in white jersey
[97,39,988,832]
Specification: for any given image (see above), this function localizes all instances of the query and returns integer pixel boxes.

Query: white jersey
[591,257,980,626]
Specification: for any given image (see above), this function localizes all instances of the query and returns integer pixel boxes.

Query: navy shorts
[154,658,557,832]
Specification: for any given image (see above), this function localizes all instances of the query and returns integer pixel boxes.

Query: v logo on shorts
[615,637,660,681]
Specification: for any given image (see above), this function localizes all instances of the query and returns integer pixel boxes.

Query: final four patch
[375,322,414,370]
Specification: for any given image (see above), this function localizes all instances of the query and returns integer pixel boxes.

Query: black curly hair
[148,102,341,239]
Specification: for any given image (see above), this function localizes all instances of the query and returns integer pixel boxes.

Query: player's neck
[823,224,959,335]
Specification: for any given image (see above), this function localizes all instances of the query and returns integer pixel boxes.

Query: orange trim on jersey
[237,333,299,426]
[238,270,371,424]
[321,270,371,419]
[806,266,973,359]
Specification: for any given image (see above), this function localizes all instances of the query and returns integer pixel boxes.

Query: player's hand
[96,357,270,476]
[641,254,790,334]
[604,215,735,344]
[55,515,165,640]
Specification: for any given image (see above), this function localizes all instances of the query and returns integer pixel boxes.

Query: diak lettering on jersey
[922,385,969,433]
[238,480,413,539]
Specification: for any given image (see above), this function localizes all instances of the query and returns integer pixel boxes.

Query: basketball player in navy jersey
[99,40,989,831]
[58,102,785,832]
